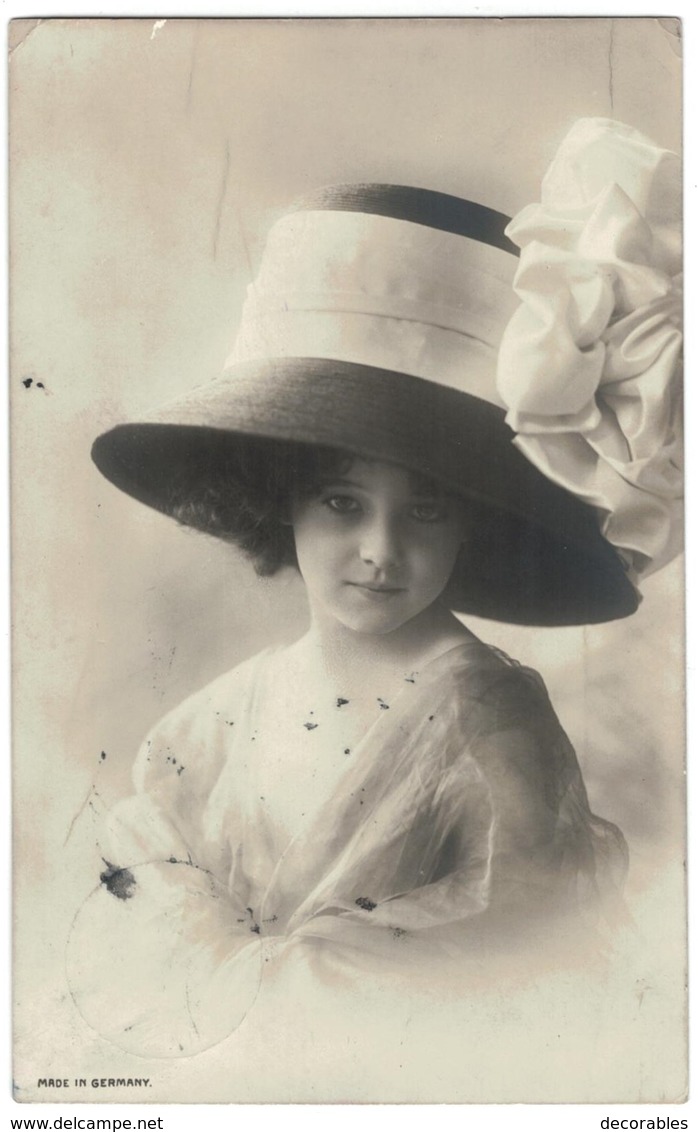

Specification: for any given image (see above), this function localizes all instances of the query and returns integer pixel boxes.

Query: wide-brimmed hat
[92,180,640,626]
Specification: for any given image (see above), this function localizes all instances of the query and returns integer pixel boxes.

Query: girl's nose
[359,515,401,570]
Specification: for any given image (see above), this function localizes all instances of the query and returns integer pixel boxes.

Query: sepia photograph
[10,15,685,1106]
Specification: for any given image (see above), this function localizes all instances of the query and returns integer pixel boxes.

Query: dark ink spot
[304,722,318,731]
[100,860,136,901]
[428,715,434,721]
[336,697,349,708]
[37,382,45,389]
[344,748,351,755]
[263,914,278,923]
[392,927,408,939]
[168,856,178,863]
[22,377,32,388]
[355,896,377,912]
[245,906,261,934]
[405,675,416,684]
[177,765,185,776]
[100,750,107,761]
[377,698,389,710]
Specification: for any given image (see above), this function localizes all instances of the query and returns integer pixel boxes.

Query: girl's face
[291,458,466,637]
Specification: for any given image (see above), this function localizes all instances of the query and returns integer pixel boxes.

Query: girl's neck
[296,601,474,697]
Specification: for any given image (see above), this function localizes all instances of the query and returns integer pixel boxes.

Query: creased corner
[657,17,682,58]
[8,18,43,59]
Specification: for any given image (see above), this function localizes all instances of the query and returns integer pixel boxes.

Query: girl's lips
[347,582,405,595]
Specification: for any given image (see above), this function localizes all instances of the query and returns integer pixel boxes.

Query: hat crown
[227,182,519,407]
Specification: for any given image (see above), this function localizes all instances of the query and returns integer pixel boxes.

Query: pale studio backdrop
[11,18,684,1102]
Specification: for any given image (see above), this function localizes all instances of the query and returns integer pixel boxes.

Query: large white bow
[496,118,682,587]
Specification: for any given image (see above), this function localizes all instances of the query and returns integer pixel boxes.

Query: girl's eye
[323,494,361,514]
[410,502,447,523]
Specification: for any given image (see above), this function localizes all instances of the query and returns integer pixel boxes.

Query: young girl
[68,119,681,1059]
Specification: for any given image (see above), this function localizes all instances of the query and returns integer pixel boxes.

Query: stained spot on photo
[99,861,137,901]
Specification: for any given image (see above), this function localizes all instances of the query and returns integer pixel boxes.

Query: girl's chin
[309,589,449,639]
[320,602,428,638]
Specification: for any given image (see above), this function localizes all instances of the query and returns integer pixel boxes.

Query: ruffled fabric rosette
[496,118,682,591]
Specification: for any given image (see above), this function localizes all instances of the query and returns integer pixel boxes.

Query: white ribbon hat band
[227,210,518,406]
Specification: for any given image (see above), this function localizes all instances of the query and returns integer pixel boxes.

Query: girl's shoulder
[134,648,276,778]
[427,638,556,733]
[429,637,546,693]
[129,647,276,796]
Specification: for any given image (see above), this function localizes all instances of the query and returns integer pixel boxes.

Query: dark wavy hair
[166,437,466,579]
[166,439,331,575]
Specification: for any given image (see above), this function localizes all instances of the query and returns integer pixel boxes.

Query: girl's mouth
[347,582,405,596]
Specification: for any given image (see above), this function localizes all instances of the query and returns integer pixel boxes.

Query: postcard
[10,16,685,1104]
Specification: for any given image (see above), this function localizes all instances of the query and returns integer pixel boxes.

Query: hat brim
[92,357,638,627]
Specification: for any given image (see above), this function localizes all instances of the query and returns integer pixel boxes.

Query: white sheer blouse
[67,639,626,1058]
